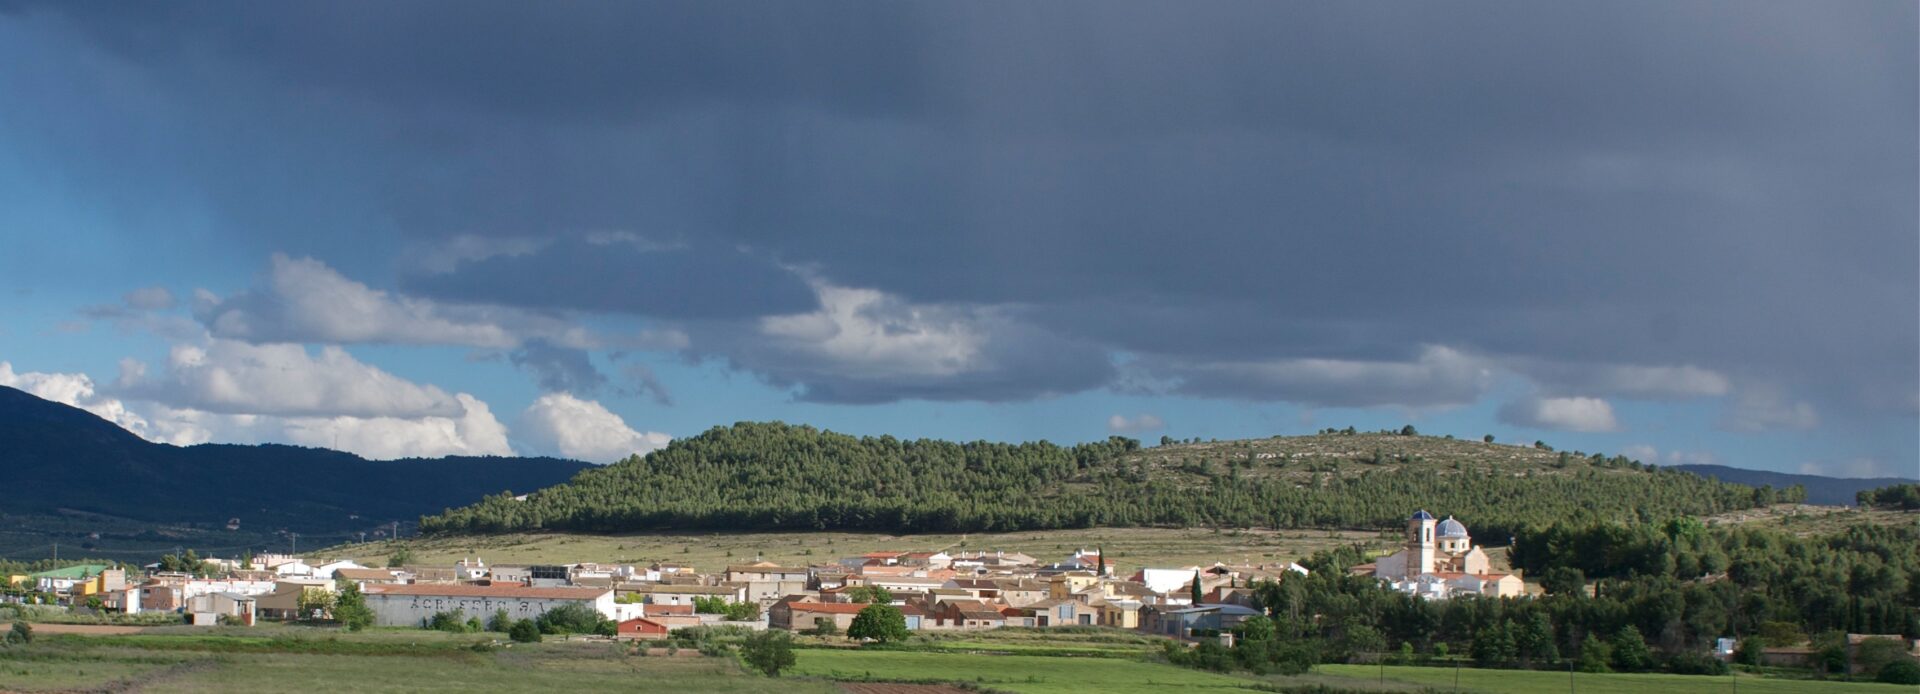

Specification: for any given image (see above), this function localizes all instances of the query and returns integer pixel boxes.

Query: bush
[740,629,796,676]
[508,618,542,643]
[487,608,512,633]
[333,583,374,632]
[810,617,840,637]
[536,602,614,636]
[1665,651,1728,675]
[846,604,909,643]
[6,621,31,646]
[428,609,472,633]
[1878,659,1920,685]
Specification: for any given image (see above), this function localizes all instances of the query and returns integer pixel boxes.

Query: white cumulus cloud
[518,392,670,464]
[131,340,465,418]
[1499,396,1621,432]
[1107,413,1165,433]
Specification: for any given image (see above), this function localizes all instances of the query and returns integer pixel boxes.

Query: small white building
[362,584,615,627]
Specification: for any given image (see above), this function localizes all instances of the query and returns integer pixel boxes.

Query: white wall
[364,592,615,627]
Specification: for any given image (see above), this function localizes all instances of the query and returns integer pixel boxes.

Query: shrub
[740,629,796,676]
[508,618,542,643]
[846,604,909,643]
[1878,659,1920,685]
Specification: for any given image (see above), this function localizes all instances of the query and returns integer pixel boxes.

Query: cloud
[509,339,608,395]
[697,282,1114,403]
[123,286,176,310]
[1622,444,1721,467]
[402,236,818,321]
[620,363,673,406]
[1719,386,1820,432]
[129,339,464,418]
[0,360,156,435]
[194,254,575,349]
[1107,413,1165,434]
[1510,361,1731,400]
[1149,345,1492,408]
[2,358,511,459]
[1499,396,1621,432]
[518,392,670,464]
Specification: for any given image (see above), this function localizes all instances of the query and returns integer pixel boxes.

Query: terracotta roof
[367,583,609,600]
[786,601,875,615]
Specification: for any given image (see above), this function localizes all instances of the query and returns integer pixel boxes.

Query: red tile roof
[367,584,608,600]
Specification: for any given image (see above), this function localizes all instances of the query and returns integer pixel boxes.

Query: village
[6,512,1524,640]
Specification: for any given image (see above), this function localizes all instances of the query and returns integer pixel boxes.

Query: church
[1354,510,1525,599]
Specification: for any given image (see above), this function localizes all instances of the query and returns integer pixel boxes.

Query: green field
[1313,663,1915,694]
[317,526,1386,575]
[0,627,834,693]
[791,648,1269,693]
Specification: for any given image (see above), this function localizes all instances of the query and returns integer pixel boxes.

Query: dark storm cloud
[2,1,1913,416]
[402,236,818,320]
[509,339,607,395]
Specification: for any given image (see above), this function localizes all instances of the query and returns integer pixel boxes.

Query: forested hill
[421,422,1791,538]
[0,385,592,534]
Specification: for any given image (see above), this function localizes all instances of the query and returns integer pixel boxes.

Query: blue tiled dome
[1410,509,1435,521]
[1437,516,1469,538]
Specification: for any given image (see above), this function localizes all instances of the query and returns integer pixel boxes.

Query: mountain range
[0,385,592,541]
[1670,464,1916,506]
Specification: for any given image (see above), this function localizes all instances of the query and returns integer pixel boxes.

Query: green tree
[844,585,892,604]
[1190,570,1204,604]
[1541,566,1585,596]
[332,582,374,631]
[1878,659,1920,685]
[810,617,840,637]
[508,618,542,643]
[387,546,413,568]
[6,621,30,646]
[740,629,796,676]
[846,604,908,643]
[1471,621,1516,668]
[1609,626,1652,672]
[296,587,336,619]
[1483,434,1495,443]
[1577,633,1612,673]
[488,608,512,633]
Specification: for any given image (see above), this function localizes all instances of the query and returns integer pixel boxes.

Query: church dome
[1410,509,1436,521]
[1437,516,1468,538]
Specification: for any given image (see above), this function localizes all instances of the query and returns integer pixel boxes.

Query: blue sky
[0,1,1913,478]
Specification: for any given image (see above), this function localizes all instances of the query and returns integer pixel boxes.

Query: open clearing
[2,626,1906,694]
[318,526,1388,573]
[1313,663,1916,694]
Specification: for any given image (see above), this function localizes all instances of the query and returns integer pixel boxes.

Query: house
[616,617,671,639]
[725,563,811,603]
[188,591,257,626]
[927,599,1007,630]
[1020,598,1100,627]
[628,583,745,606]
[362,584,615,627]
[1144,603,1263,638]
[30,564,111,594]
[1100,599,1144,629]
[902,552,953,570]
[1048,572,1102,599]
[771,601,868,632]
[332,567,402,588]
[989,578,1051,607]
[254,578,335,621]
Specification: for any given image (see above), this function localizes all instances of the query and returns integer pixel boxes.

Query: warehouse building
[362,583,615,627]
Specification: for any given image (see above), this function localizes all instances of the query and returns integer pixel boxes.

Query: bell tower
[1407,510,1437,576]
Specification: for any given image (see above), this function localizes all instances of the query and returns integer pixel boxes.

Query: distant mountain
[1672,464,1917,506]
[0,385,593,534]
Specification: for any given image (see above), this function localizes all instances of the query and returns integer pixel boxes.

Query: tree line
[1182,518,1919,682]
[422,422,1784,537]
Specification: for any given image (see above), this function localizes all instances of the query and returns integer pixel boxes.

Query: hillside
[1671,463,1916,506]
[0,385,592,542]
[422,422,1788,539]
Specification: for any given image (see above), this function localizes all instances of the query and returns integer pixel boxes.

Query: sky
[0,1,1914,478]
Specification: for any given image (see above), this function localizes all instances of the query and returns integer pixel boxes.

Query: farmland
[1312,663,1917,694]
[316,525,1387,575]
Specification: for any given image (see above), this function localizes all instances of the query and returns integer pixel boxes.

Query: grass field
[791,648,1268,693]
[0,627,838,693]
[1312,663,1917,694]
[316,526,1389,575]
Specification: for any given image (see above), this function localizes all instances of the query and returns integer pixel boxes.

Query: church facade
[1356,510,1524,599]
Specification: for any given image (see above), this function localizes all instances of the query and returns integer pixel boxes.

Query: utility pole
[290,533,298,555]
